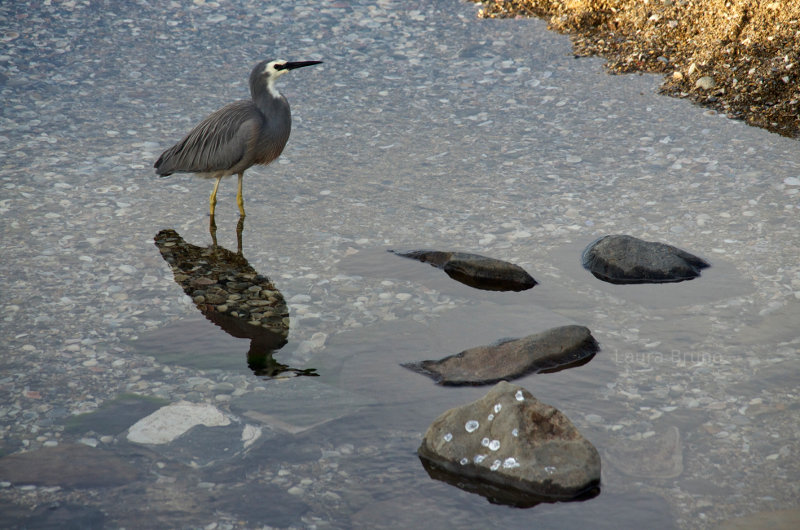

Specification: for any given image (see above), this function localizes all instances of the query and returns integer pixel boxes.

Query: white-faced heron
[154,59,322,217]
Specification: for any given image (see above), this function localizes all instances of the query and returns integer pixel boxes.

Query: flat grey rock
[390,249,537,291]
[155,422,272,468]
[604,425,683,479]
[581,235,710,284]
[418,381,601,506]
[404,325,599,385]
[230,379,377,434]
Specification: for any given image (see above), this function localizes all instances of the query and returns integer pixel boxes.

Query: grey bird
[154,59,322,218]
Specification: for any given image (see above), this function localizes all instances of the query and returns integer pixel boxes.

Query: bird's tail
[154,153,174,177]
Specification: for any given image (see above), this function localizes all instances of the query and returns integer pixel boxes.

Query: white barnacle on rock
[487,413,494,421]
[515,390,525,401]
[481,437,491,447]
[512,428,519,437]
[488,439,501,451]
[460,457,469,465]
[493,403,502,413]
[465,420,479,433]
[544,466,557,475]
[503,457,520,469]
[490,459,502,471]
[474,454,487,464]
[443,432,453,442]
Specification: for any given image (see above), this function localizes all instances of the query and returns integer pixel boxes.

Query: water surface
[1,0,799,528]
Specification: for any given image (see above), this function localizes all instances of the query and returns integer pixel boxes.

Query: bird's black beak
[283,60,323,71]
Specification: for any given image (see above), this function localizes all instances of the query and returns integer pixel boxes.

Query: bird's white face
[263,60,288,98]
[264,60,289,78]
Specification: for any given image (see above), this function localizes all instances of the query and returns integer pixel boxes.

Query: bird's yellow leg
[209,214,218,247]
[236,172,246,217]
[236,215,245,255]
[209,176,223,217]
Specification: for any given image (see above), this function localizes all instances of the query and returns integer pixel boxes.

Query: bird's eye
[274,63,288,71]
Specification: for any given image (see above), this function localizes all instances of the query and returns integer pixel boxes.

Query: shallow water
[2,0,799,528]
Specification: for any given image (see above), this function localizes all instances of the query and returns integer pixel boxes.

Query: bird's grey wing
[155,101,261,175]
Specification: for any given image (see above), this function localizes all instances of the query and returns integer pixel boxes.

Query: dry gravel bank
[475,0,800,138]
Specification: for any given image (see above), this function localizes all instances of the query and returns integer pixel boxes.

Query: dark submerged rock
[0,444,140,488]
[0,502,106,530]
[403,325,599,385]
[604,425,683,479]
[418,381,601,506]
[390,249,537,291]
[65,393,168,436]
[581,235,710,284]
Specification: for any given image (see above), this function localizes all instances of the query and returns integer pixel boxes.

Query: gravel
[475,0,800,138]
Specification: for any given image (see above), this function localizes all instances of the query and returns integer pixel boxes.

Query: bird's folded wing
[156,101,261,175]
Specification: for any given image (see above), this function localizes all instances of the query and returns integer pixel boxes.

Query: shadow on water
[146,217,317,378]
[419,456,601,508]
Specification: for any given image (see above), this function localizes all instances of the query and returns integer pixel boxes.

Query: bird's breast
[253,109,291,166]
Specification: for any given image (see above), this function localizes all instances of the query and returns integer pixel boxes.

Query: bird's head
[252,59,323,98]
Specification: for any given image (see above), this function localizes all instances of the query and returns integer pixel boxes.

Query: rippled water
[2,0,799,528]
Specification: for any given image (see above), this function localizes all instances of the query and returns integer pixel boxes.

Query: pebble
[212,383,235,393]
[695,76,716,90]
[241,424,261,449]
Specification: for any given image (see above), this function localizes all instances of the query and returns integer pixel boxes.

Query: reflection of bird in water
[154,223,317,378]
[154,59,322,219]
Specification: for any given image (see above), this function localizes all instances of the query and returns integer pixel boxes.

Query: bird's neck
[250,77,284,114]
[265,78,282,100]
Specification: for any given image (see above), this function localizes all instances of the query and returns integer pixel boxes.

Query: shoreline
[475,0,800,139]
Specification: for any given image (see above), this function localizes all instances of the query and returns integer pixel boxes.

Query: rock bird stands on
[154,59,322,217]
